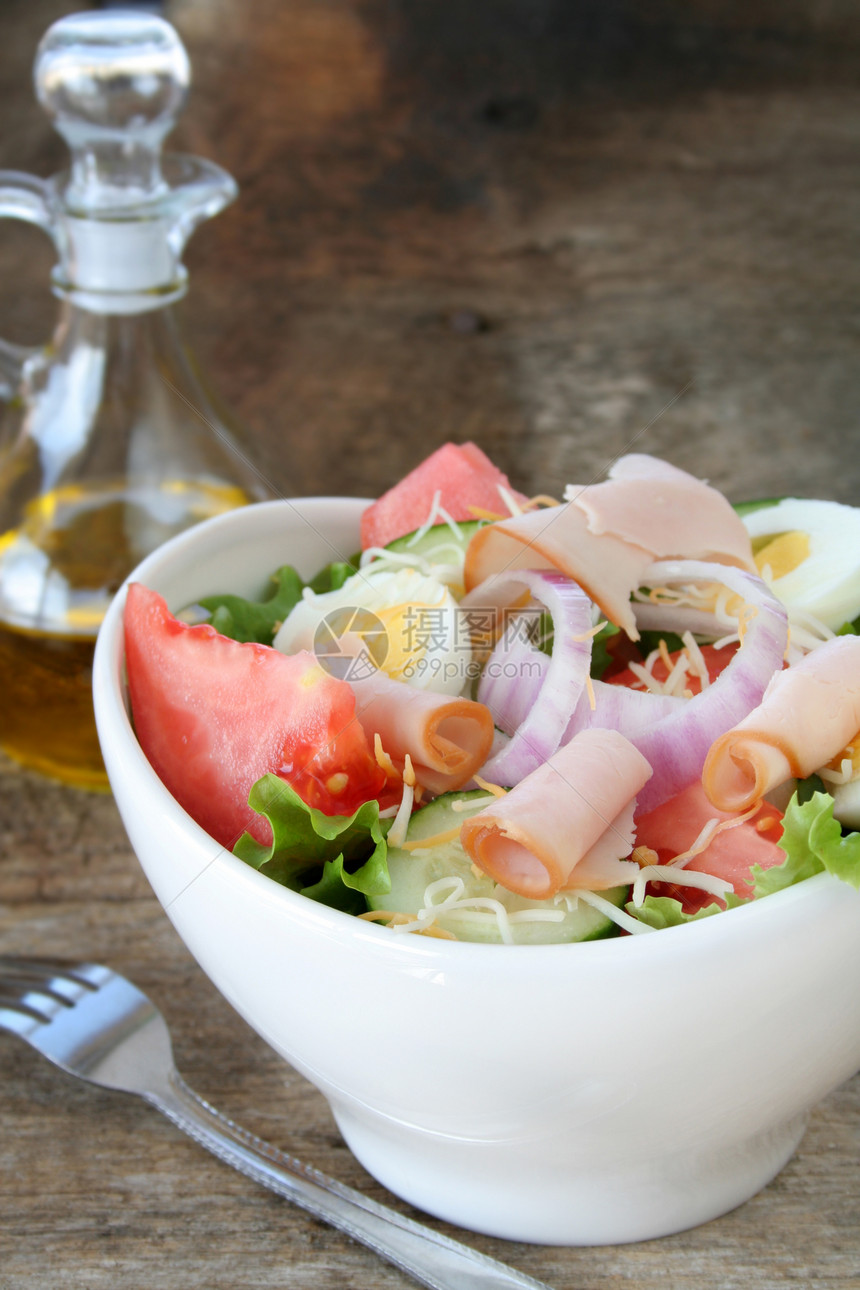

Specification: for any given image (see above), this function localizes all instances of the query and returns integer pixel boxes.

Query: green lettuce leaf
[624,895,723,929]
[191,556,360,644]
[306,557,360,594]
[233,774,390,914]
[196,565,305,643]
[751,790,860,898]
[589,622,621,679]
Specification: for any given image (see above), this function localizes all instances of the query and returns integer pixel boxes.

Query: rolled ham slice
[349,670,494,795]
[463,453,755,639]
[459,728,652,899]
[702,635,860,811]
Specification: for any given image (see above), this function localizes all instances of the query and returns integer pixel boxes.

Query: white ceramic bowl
[93,498,860,1246]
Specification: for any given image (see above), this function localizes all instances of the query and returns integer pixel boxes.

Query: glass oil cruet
[0,11,272,790]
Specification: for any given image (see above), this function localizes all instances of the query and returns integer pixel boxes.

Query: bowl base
[331,1104,809,1245]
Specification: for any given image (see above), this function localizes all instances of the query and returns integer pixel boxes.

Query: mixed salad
[124,443,860,943]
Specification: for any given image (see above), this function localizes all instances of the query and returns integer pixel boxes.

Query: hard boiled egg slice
[273,566,467,695]
[741,498,860,632]
[820,742,860,830]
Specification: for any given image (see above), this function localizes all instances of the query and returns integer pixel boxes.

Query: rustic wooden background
[1,1,858,1287]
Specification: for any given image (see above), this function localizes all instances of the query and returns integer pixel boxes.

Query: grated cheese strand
[473,774,508,798]
[374,732,399,779]
[670,801,762,870]
[681,631,710,690]
[406,490,465,547]
[496,483,525,517]
[387,778,415,848]
[523,493,561,510]
[451,794,498,812]
[467,505,506,521]
[572,619,608,642]
[400,824,462,852]
[576,890,655,935]
[631,864,734,907]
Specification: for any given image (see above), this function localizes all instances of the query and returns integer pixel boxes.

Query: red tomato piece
[634,780,785,914]
[605,642,739,695]
[124,583,388,849]
[359,441,530,550]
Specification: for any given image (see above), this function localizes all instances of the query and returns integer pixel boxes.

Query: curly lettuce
[191,558,359,644]
[234,774,390,914]
[750,790,860,897]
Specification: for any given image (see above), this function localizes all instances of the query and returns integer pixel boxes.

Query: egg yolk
[753,530,811,580]
[373,600,442,681]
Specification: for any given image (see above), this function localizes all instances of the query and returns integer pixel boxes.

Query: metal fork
[0,956,552,1290]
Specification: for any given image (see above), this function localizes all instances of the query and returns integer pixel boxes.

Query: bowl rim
[92,496,851,965]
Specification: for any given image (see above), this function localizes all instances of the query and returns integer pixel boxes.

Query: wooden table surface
[1,2,859,1287]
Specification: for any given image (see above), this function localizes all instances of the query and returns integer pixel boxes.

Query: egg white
[273,566,467,695]
[832,778,860,830]
[742,498,860,632]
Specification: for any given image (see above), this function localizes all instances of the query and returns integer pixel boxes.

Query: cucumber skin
[370,791,627,945]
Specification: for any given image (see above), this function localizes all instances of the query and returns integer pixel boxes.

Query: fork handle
[147,1071,553,1290]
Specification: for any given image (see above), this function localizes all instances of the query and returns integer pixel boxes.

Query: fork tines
[0,958,107,1026]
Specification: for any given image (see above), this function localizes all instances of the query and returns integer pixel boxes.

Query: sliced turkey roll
[459,728,652,899]
[349,670,495,795]
[702,635,860,811]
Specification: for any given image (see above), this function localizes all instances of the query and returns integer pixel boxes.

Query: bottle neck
[52,211,188,315]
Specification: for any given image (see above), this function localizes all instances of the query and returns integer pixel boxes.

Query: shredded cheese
[572,619,608,642]
[668,801,762,870]
[400,824,462,852]
[681,631,710,690]
[523,494,560,509]
[818,756,858,786]
[631,865,734,907]
[385,876,569,945]
[496,483,525,517]
[374,733,399,779]
[467,505,506,521]
[387,775,415,848]
[473,774,507,798]
[406,490,465,547]
[451,794,498,811]
[576,890,655,935]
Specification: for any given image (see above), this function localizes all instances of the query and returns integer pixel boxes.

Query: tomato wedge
[635,781,784,914]
[124,583,387,848]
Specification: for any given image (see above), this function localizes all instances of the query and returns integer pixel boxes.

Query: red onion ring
[619,559,788,813]
[477,631,549,737]
[463,571,594,784]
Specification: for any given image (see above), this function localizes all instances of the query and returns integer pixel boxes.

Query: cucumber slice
[385,518,486,564]
[363,520,487,593]
[370,790,627,944]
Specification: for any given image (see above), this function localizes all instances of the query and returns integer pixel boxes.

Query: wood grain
[0,2,859,1287]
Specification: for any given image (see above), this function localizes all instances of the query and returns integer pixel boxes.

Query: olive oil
[0,623,105,789]
[0,479,252,788]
